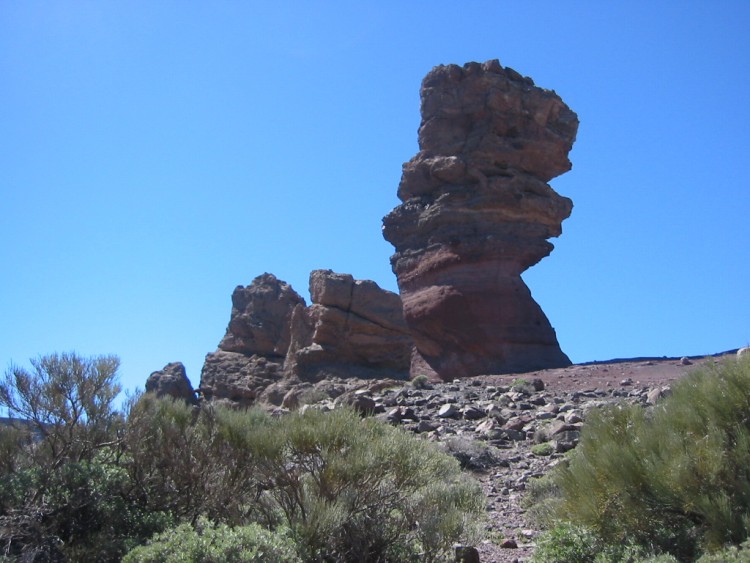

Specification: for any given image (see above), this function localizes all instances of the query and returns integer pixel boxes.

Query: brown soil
[479,351,738,394]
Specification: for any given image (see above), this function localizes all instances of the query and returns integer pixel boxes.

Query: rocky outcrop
[199,271,413,408]
[285,270,412,381]
[217,273,305,356]
[145,362,197,405]
[382,60,576,380]
[199,273,305,407]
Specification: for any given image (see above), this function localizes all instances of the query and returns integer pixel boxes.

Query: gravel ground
[445,353,736,563]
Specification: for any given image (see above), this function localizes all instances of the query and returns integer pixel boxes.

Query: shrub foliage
[1,352,483,562]
[532,356,750,560]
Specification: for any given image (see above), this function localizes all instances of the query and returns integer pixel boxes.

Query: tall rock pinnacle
[382,60,577,379]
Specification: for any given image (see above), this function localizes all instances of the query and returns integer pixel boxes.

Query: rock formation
[285,269,413,381]
[145,362,197,405]
[382,60,577,380]
[199,273,305,406]
[198,271,413,407]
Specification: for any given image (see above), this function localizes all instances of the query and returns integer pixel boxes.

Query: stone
[462,405,486,420]
[454,544,481,562]
[417,419,438,433]
[334,391,377,415]
[382,60,576,380]
[284,270,413,382]
[438,403,459,418]
[647,386,672,405]
[199,350,285,408]
[552,430,580,453]
[199,274,302,406]
[218,273,305,356]
[145,362,197,405]
[199,270,415,408]
[738,347,750,359]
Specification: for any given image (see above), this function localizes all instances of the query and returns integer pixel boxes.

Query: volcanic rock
[284,270,413,381]
[218,273,305,356]
[199,273,305,407]
[199,350,286,407]
[199,271,414,408]
[382,60,576,380]
[145,362,197,405]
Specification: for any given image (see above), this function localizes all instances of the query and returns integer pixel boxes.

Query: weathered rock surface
[145,362,197,404]
[218,273,305,356]
[383,60,576,380]
[285,270,413,381]
[199,271,413,407]
[199,274,305,407]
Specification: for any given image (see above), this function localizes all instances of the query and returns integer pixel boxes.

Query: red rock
[145,362,197,405]
[383,60,575,380]
[218,273,305,356]
[199,271,414,408]
[285,270,413,381]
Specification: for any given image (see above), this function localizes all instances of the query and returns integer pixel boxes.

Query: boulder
[145,362,197,405]
[383,60,575,380]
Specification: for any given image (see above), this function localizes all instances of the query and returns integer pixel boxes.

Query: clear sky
[2,1,749,396]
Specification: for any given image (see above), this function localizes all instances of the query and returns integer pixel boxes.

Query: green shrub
[2,352,484,562]
[411,374,432,389]
[531,442,554,456]
[0,449,172,561]
[532,522,673,562]
[0,352,122,466]
[0,353,143,561]
[124,395,277,527]
[125,399,483,562]
[256,407,484,562]
[122,517,301,562]
[534,356,750,559]
[697,539,750,561]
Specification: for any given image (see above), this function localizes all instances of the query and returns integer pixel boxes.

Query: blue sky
[2,1,749,395]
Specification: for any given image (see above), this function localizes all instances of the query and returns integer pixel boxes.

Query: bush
[125,398,483,562]
[411,374,432,389]
[0,352,122,465]
[531,442,554,457]
[0,352,134,560]
[697,539,750,561]
[122,517,301,562]
[2,352,484,562]
[531,522,669,562]
[533,356,750,559]
[253,407,484,562]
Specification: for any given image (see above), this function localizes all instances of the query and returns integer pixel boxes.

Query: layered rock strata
[285,270,413,381]
[198,271,413,407]
[382,60,577,380]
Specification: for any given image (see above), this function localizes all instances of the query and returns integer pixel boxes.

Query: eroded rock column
[382,60,577,379]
